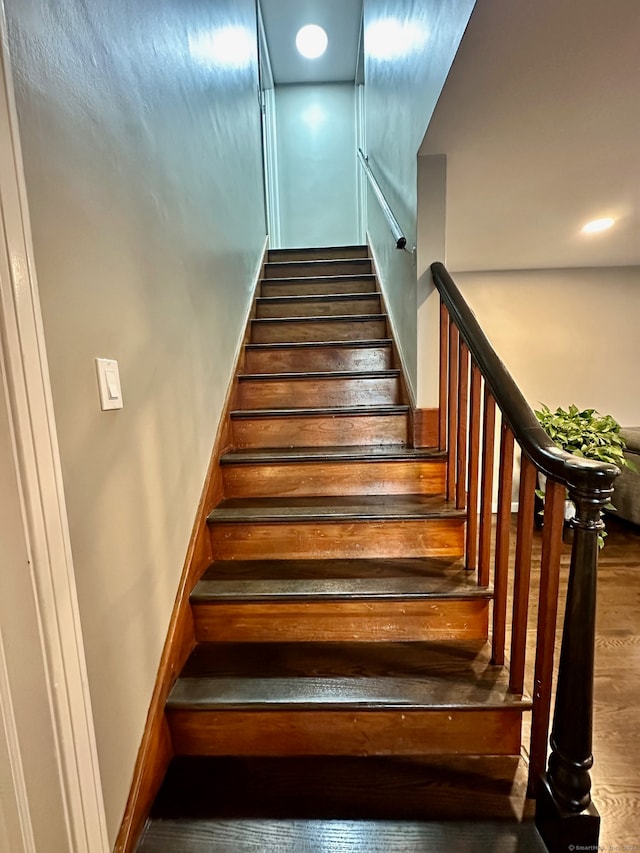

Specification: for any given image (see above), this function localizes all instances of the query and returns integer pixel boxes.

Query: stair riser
[168,709,523,757]
[232,413,409,449]
[221,460,446,499]
[251,318,387,344]
[209,519,465,560]
[244,345,392,374]
[192,600,489,643]
[256,297,381,319]
[261,278,376,297]
[238,377,401,409]
[264,261,372,278]
[268,247,369,262]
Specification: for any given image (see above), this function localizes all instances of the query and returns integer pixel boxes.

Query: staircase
[136,246,546,852]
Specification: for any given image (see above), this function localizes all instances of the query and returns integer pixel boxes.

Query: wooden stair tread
[265,259,372,270]
[237,369,400,382]
[148,754,533,821]
[191,578,492,604]
[257,293,379,304]
[192,557,490,602]
[139,817,547,853]
[191,578,490,602]
[252,313,386,324]
[207,494,465,524]
[262,273,376,284]
[245,338,392,351]
[220,446,443,464]
[269,244,369,256]
[167,641,530,710]
[230,404,410,419]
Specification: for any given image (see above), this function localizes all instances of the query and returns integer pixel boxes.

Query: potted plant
[534,404,636,546]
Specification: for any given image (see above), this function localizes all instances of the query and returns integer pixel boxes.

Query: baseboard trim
[114,238,268,853]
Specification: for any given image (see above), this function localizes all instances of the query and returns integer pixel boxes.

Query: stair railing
[357,148,407,250]
[431,261,618,852]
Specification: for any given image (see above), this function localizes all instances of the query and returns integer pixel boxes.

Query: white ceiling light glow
[189,26,255,69]
[582,217,615,234]
[366,18,429,61]
[296,24,328,59]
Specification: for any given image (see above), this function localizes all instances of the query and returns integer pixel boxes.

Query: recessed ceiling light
[582,217,615,234]
[296,25,328,60]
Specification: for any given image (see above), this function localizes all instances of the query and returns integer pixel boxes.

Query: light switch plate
[95,358,123,410]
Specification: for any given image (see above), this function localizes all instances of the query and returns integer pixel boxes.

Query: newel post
[535,476,617,853]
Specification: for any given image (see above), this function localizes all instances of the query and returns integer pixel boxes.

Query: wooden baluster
[509,454,537,693]
[438,299,448,452]
[465,362,482,571]
[528,478,565,796]
[491,421,514,666]
[456,342,469,510]
[478,388,496,587]
[446,322,459,502]
[536,477,616,853]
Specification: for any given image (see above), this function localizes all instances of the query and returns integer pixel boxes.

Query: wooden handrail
[431,262,618,494]
[357,148,407,250]
[431,261,619,853]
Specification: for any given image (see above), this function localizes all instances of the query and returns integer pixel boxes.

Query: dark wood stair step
[244,339,393,374]
[166,641,529,756]
[208,494,465,524]
[268,245,370,262]
[261,274,377,296]
[220,445,443,464]
[231,405,410,450]
[264,258,372,278]
[207,494,465,560]
[220,445,446,499]
[256,293,381,318]
[138,817,547,853]
[193,556,485,598]
[251,314,387,344]
[191,557,490,642]
[236,370,401,409]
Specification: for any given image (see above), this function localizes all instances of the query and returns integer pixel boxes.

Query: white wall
[417,153,447,407]
[275,83,359,248]
[363,0,476,395]
[418,0,640,272]
[4,0,266,841]
[453,267,640,426]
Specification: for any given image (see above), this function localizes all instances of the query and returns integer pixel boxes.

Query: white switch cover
[95,358,123,410]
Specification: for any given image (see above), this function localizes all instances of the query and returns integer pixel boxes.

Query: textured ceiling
[260,0,363,85]
[421,0,640,271]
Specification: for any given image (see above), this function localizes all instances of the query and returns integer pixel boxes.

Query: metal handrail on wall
[431,260,619,853]
[357,148,407,250]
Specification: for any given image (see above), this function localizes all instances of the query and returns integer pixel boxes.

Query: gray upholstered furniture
[612,427,640,527]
